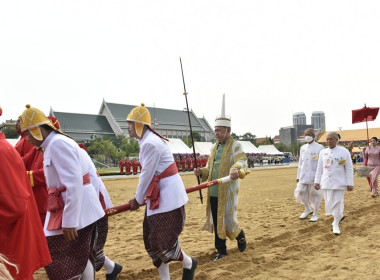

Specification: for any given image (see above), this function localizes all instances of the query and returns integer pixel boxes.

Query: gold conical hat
[20,104,58,141]
[126,103,151,137]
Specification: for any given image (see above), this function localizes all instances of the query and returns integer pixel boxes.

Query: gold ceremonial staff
[105,169,250,217]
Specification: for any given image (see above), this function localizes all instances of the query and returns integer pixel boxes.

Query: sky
[1,0,380,138]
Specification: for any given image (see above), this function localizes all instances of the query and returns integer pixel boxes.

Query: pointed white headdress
[215,94,231,128]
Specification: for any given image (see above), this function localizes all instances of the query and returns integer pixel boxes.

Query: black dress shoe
[182,258,197,280]
[106,263,123,280]
[212,253,227,261]
[236,229,247,252]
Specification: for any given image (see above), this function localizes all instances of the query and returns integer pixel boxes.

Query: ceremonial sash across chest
[47,173,91,230]
[146,162,178,210]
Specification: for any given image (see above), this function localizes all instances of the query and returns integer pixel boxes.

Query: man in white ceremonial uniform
[314,132,354,235]
[20,105,106,280]
[295,128,324,222]
[78,146,123,280]
[126,104,197,280]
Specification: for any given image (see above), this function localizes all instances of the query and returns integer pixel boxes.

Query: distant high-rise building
[293,112,306,126]
[311,111,325,131]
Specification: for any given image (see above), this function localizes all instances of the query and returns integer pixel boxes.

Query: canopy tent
[166,138,193,154]
[237,141,264,155]
[192,141,213,155]
[6,137,19,147]
[352,147,363,154]
[258,145,284,155]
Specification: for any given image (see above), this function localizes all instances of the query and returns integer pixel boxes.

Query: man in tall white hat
[194,94,248,261]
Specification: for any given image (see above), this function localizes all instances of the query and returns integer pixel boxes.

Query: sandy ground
[35,164,380,280]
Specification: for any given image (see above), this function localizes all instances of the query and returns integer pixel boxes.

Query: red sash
[146,162,178,210]
[47,173,91,230]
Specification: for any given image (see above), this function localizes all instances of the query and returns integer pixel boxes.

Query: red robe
[125,160,131,175]
[180,157,186,171]
[22,148,48,225]
[119,160,125,174]
[132,159,139,174]
[14,134,35,157]
[186,157,192,171]
[0,133,52,280]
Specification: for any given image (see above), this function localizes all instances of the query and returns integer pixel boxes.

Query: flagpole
[179,57,203,204]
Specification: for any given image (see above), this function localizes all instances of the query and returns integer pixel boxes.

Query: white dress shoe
[299,210,312,219]
[333,225,340,235]
[309,215,319,222]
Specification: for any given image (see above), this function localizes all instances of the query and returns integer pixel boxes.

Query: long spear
[105,170,250,216]
[179,57,203,204]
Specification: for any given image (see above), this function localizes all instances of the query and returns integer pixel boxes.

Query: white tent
[258,145,284,155]
[6,137,19,147]
[192,142,213,155]
[237,141,264,154]
[166,138,193,154]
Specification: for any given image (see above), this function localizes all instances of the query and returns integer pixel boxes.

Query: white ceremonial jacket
[135,130,188,216]
[314,145,354,190]
[297,141,324,184]
[41,131,105,237]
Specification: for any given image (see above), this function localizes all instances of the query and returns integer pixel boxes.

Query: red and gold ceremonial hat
[19,105,61,141]
[126,103,151,137]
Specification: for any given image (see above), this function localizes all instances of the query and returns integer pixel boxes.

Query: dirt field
[35,164,380,280]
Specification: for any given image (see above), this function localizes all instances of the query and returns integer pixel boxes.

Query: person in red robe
[132,158,139,175]
[14,117,35,157]
[180,155,186,172]
[186,155,192,172]
[175,155,180,171]
[119,157,125,174]
[125,157,131,175]
[137,158,142,173]
[15,116,49,225]
[0,110,52,280]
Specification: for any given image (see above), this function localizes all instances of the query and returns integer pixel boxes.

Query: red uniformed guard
[119,158,125,174]
[180,155,186,172]
[132,158,139,175]
[175,155,180,171]
[186,155,192,172]
[125,157,131,175]
[0,106,52,280]
[15,117,35,157]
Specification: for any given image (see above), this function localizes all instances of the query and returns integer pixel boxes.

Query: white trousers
[323,189,345,219]
[294,183,323,211]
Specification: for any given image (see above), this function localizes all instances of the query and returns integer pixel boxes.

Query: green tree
[183,131,202,148]
[87,138,121,165]
[231,132,239,140]
[3,127,18,138]
[241,132,256,143]
[274,143,289,152]
[121,137,140,157]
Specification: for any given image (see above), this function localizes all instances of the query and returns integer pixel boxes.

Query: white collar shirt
[135,130,188,216]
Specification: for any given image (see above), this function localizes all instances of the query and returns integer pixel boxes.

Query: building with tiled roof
[50,100,214,142]
[317,127,380,146]
[99,100,214,141]
[50,110,116,142]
